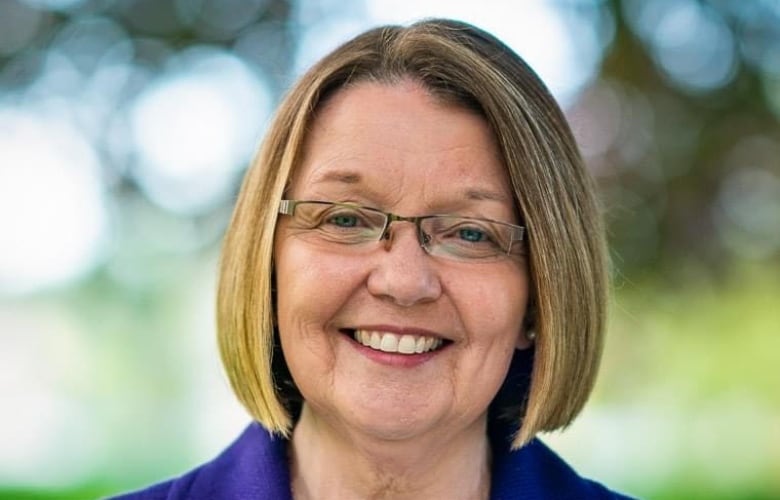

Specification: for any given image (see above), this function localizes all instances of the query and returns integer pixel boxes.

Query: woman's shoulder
[491,436,637,499]
[105,423,292,500]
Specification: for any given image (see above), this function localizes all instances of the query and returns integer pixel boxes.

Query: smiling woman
[110,18,632,500]
[275,82,531,464]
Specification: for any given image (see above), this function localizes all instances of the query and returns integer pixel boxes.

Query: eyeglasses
[278,200,525,261]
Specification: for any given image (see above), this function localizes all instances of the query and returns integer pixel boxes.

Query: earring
[525,329,536,342]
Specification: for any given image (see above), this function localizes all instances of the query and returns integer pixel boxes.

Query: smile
[352,329,445,354]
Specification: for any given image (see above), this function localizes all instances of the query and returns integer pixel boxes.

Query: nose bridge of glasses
[380,213,428,248]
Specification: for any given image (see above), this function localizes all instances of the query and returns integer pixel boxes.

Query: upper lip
[346,324,449,340]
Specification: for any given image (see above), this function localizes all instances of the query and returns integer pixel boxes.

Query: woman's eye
[458,227,487,243]
[322,210,366,229]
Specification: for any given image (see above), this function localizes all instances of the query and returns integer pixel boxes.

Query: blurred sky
[1,0,779,497]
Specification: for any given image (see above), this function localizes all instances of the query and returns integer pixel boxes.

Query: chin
[330,391,454,443]
[346,413,440,443]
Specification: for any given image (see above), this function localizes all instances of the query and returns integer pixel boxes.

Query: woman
[113,18,632,500]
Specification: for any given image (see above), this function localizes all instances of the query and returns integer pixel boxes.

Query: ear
[516,303,536,350]
[515,328,534,350]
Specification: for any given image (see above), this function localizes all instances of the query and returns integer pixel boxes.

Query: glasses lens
[294,202,386,244]
[421,216,514,260]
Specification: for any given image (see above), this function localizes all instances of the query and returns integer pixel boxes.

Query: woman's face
[274,80,530,444]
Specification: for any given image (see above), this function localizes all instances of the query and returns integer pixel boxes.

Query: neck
[289,405,492,500]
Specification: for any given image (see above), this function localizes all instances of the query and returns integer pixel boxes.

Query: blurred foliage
[579,0,780,276]
[604,267,780,499]
[0,485,112,500]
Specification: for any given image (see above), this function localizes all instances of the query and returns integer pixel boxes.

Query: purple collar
[111,422,633,499]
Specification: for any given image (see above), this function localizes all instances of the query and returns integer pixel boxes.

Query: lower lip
[346,334,444,367]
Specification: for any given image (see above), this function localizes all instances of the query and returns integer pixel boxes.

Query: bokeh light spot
[129,47,271,214]
[363,0,605,106]
[629,0,738,92]
[0,109,108,295]
[20,0,85,11]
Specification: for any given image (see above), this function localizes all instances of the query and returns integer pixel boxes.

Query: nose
[366,222,442,307]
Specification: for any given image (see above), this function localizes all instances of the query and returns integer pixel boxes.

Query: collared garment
[109,350,636,499]
[108,422,635,500]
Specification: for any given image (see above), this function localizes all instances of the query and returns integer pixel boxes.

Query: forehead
[289,80,515,208]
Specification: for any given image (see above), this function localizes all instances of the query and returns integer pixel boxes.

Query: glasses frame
[278,199,525,258]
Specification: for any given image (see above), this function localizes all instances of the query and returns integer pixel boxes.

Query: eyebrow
[463,187,511,203]
[315,169,362,184]
[311,168,512,204]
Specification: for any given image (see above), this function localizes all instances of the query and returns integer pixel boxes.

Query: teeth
[380,333,399,351]
[370,331,382,349]
[415,336,426,353]
[398,335,416,354]
[353,330,444,355]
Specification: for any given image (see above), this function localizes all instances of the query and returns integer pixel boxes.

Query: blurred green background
[1,0,778,499]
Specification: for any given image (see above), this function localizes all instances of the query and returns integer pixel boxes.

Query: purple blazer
[109,422,635,499]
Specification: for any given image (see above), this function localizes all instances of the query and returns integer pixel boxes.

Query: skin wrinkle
[300,169,514,223]
[309,167,510,209]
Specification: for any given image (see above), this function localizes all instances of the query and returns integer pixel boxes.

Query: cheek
[274,239,364,337]
[448,267,529,343]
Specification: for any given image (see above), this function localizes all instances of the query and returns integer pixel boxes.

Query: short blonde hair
[217,18,607,449]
